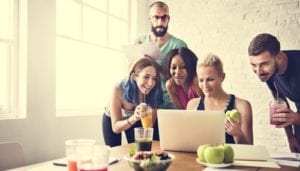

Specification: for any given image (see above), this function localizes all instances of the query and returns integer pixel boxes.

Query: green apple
[225,111,231,118]
[204,146,224,164]
[226,109,240,122]
[197,144,212,162]
[129,145,136,157]
[219,144,234,163]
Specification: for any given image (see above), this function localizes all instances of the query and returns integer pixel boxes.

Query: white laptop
[157,109,225,152]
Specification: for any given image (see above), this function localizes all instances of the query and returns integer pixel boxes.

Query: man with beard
[248,33,300,152]
[135,1,187,109]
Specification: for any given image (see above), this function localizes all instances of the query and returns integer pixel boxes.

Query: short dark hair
[166,47,198,85]
[248,33,280,56]
[150,1,168,10]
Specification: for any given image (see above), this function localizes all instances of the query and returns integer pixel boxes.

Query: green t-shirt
[138,34,187,108]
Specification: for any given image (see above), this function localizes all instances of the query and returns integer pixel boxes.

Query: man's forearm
[284,125,294,138]
[284,125,300,152]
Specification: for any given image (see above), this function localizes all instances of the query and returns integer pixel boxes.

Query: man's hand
[273,108,300,128]
[134,39,142,45]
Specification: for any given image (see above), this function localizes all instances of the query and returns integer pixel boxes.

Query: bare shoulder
[112,83,121,94]
[111,83,123,102]
[166,79,172,89]
[235,97,252,115]
[165,79,175,93]
[235,97,251,108]
[186,97,201,110]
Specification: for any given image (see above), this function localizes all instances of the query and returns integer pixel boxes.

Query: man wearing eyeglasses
[135,1,187,109]
[248,33,300,152]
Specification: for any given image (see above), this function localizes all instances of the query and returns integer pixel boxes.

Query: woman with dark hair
[102,57,163,147]
[165,47,202,109]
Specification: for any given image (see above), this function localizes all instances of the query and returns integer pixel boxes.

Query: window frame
[0,0,27,119]
[55,0,135,117]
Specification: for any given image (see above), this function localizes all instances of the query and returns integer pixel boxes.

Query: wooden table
[12,141,299,171]
[109,141,299,171]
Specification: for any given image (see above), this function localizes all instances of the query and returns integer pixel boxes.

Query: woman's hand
[225,118,243,137]
[134,103,148,121]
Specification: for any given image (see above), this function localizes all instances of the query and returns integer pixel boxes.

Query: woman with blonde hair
[187,53,253,144]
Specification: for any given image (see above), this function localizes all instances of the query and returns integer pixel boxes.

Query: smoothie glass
[269,98,288,125]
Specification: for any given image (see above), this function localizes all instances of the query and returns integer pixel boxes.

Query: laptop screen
[157,109,225,152]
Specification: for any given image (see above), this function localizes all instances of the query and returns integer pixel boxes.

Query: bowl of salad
[124,151,175,171]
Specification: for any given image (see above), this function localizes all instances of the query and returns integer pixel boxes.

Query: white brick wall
[156,0,300,152]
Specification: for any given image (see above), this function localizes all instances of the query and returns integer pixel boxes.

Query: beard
[259,61,279,82]
[269,61,279,80]
[151,25,168,37]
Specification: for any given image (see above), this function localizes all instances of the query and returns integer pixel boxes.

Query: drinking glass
[65,139,95,171]
[134,127,153,151]
[77,144,110,171]
[269,98,288,125]
[140,104,153,128]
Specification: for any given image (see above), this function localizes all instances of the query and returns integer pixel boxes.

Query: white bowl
[124,152,175,171]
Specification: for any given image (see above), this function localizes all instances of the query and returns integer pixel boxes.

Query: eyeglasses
[151,15,169,22]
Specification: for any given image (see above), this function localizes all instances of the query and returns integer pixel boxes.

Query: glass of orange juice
[140,103,153,128]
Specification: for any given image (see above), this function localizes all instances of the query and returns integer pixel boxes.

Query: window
[56,0,136,116]
[0,0,27,119]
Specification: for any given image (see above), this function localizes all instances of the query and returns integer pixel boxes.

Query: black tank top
[197,94,236,144]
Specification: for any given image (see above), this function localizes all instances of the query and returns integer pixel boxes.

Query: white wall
[137,0,150,37]
[162,0,300,152]
[0,0,102,165]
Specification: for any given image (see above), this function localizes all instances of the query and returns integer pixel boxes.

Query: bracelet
[127,117,132,126]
